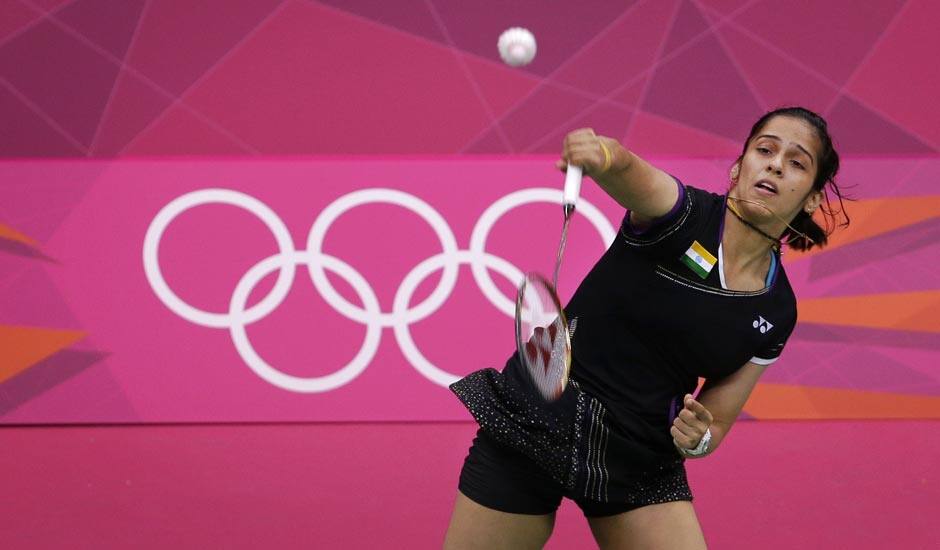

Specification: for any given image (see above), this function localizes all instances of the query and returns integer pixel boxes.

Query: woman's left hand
[671,394,714,451]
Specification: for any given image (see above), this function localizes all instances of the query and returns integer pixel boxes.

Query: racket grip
[563,164,583,208]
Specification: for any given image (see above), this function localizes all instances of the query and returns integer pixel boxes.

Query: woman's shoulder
[682,183,726,207]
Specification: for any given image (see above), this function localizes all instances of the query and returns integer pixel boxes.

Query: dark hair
[738,106,851,251]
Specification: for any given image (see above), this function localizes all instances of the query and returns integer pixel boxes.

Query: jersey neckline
[717,195,780,292]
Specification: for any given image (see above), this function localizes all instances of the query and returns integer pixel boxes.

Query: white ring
[468,188,617,317]
[392,250,524,387]
[143,188,295,328]
[229,250,382,393]
[145,186,621,393]
[305,188,459,327]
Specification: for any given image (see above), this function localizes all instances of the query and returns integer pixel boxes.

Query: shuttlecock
[498,27,537,67]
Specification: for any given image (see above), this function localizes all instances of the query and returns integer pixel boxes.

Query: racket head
[514,272,571,401]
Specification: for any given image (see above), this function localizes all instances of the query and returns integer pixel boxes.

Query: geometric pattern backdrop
[1,0,938,422]
[1,158,937,423]
[1,0,937,157]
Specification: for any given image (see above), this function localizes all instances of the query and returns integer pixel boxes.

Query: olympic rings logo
[143,187,616,393]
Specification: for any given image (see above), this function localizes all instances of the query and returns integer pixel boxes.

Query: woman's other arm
[672,361,767,458]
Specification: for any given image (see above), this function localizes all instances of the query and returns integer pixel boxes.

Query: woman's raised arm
[558,128,679,227]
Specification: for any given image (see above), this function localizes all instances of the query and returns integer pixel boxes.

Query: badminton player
[444,107,849,549]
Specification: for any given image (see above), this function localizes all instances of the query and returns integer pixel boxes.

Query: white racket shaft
[562,164,582,209]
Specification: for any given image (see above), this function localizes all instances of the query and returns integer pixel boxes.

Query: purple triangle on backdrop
[551,0,677,100]
[124,0,283,96]
[764,340,939,395]
[791,323,940,351]
[463,127,511,154]
[0,1,41,44]
[0,240,52,263]
[0,349,140,422]
[733,0,908,87]
[0,21,119,149]
[0,265,83,329]
[0,85,83,156]
[662,0,710,58]
[698,0,751,18]
[716,25,839,113]
[827,96,935,154]
[32,0,73,11]
[0,350,109,418]
[492,85,596,152]
[3,177,98,244]
[808,217,940,283]
[56,0,146,60]
[534,102,633,154]
[91,69,173,156]
[642,32,762,140]
[316,0,446,43]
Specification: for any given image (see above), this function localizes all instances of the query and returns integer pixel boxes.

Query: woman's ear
[804,189,823,214]
[729,163,740,182]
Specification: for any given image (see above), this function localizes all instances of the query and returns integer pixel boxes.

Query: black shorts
[458,428,692,518]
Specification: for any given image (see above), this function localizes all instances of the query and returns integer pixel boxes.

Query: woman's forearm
[592,140,679,221]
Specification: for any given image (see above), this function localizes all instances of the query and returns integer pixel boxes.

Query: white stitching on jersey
[619,191,694,247]
[600,404,609,501]
[655,265,770,297]
[584,400,597,498]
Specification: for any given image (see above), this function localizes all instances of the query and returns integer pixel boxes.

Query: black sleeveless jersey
[563,180,797,452]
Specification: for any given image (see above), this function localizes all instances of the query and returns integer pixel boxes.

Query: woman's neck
[721,208,776,281]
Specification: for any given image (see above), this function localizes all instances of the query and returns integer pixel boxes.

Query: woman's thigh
[443,491,555,550]
[586,500,707,550]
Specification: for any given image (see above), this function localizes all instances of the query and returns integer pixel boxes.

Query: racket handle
[563,164,583,211]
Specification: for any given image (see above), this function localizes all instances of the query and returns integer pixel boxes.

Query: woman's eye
[791,160,805,169]
[757,147,771,154]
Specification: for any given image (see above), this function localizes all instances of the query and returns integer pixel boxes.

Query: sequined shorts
[450,364,692,512]
[459,428,691,517]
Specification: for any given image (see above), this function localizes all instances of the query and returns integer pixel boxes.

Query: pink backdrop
[1,3,938,548]
[0,2,938,415]
[2,158,937,423]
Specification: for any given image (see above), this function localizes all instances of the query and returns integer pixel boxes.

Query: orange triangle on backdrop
[745,383,940,419]
[0,325,86,384]
[798,290,940,333]
[786,195,940,263]
[0,223,38,247]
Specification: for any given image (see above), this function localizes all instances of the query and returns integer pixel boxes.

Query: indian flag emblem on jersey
[681,240,717,279]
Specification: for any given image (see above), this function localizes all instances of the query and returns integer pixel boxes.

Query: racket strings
[524,319,567,399]
[517,277,570,401]
[515,203,576,402]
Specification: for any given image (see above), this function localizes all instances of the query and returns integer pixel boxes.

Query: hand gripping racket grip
[562,164,583,214]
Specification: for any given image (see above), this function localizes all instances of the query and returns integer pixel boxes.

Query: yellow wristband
[598,140,612,174]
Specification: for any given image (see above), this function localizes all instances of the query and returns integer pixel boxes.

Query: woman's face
[731,115,824,224]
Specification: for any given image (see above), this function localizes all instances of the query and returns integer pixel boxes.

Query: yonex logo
[753,316,774,333]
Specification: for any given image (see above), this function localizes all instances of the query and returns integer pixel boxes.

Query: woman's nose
[767,156,783,175]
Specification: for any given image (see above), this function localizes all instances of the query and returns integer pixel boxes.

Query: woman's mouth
[755,180,778,196]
